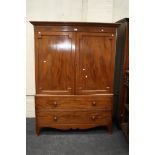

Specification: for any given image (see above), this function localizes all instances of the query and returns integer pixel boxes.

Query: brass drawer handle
[91,116,96,121]
[92,101,96,106]
[53,101,57,107]
[53,116,58,121]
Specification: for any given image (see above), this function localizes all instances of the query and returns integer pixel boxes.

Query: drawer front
[37,110,111,125]
[35,95,113,110]
[35,26,116,33]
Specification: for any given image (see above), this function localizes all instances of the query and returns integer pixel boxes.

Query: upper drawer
[35,95,113,111]
[34,26,116,33]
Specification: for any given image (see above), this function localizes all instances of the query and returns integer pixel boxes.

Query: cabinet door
[36,32,75,95]
[76,32,116,95]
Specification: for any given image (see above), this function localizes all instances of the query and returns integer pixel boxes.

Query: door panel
[76,32,116,95]
[37,32,75,95]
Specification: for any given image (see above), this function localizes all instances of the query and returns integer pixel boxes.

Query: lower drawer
[37,110,111,126]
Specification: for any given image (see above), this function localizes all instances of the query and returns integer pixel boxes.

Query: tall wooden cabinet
[113,18,129,128]
[30,22,119,135]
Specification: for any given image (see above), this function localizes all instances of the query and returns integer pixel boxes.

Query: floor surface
[26,118,129,155]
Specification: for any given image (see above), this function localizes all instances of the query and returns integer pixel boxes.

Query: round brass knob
[67,87,72,90]
[74,28,78,31]
[91,116,96,121]
[53,116,58,121]
[53,101,57,107]
[92,101,96,106]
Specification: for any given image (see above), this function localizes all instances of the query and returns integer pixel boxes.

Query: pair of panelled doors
[36,31,116,95]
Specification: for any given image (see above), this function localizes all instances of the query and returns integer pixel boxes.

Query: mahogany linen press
[30,22,119,135]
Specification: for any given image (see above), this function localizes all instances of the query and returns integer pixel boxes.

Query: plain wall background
[26,0,129,117]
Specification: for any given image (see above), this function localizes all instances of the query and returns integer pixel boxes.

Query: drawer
[35,26,116,33]
[37,110,111,125]
[35,95,113,110]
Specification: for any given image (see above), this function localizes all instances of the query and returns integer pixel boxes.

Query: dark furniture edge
[116,18,129,23]
[30,21,120,27]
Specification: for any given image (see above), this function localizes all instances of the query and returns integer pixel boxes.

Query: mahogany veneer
[30,22,119,135]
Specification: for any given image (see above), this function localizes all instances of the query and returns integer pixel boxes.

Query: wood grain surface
[31,22,118,135]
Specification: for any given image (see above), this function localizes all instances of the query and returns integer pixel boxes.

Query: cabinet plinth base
[35,124,112,135]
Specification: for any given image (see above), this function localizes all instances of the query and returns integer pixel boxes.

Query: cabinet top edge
[115,18,129,23]
[30,21,120,27]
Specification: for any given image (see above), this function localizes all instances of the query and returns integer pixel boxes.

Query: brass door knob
[53,116,58,121]
[91,116,96,121]
[53,101,57,107]
[92,101,96,106]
